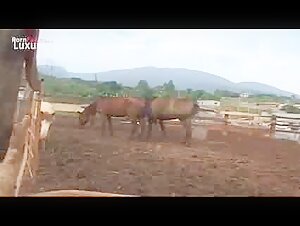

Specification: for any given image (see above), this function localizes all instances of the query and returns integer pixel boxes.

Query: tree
[135,80,154,99]
[193,90,205,98]
[95,81,123,96]
[214,89,239,98]
[136,80,150,90]
[201,92,221,101]
[165,80,175,92]
[107,81,122,94]
[184,88,193,99]
[162,80,176,97]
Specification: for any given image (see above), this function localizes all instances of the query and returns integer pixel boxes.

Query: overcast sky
[37,29,300,95]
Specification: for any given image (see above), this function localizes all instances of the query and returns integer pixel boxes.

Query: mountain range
[38,65,299,97]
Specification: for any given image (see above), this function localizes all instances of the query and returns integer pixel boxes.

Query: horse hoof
[180,140,191,147]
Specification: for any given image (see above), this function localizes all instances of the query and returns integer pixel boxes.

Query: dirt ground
[20,114,300,196]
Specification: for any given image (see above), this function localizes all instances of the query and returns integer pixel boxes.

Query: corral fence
[270,113,300,141]
[192,106,300,143]
[0,70,44,196]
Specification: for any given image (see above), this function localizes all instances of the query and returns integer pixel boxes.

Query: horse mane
[81,101,97,115]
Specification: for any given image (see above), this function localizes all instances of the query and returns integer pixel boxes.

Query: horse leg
[101,114,107,136]
[179,119,188,144]
[147,118,153,140]
[129,119,138,140]
[90,114,95,127]
[107,116,113,136]
[159,119,167,137]
[185,118,192,147]
[138,118,146,140]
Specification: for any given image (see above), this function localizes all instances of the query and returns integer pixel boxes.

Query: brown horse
[78,97,147,139]
[0,29,41,158]
[145,97,201,147]
[77,102,97,127]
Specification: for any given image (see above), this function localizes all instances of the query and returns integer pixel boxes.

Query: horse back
[151,97,195,119]
[95,97,130,116]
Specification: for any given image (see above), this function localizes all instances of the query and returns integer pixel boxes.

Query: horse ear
[193,103,201,111]
[193,103,199,108]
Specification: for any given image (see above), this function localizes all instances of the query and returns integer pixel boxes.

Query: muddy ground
[20,114,300,196]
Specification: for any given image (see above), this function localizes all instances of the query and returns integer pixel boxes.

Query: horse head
[192,102,201,115]
[77,106,90,127]
[40,102,55,140]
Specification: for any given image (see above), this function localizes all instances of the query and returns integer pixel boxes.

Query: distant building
[197,100,220,108]
[294,104,300,109]
[240,93,249,98]
[278,103,289,110]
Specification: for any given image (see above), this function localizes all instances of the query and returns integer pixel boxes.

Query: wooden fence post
[31,91,42,178]
[224,114,229,126]
[269,115,276,135]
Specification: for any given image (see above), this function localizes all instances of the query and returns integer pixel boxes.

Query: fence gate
[0,65,44,196]
[270,113,300,142]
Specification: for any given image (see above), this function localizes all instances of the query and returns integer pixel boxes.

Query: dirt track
[21,114,300,196]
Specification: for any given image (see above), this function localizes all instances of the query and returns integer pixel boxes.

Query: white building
[293,104,300,109]
[240,93,249,98]
[197,100,220,108]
